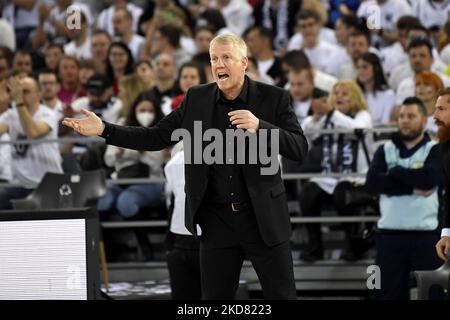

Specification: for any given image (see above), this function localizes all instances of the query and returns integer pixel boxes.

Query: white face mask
[136,111,155,127]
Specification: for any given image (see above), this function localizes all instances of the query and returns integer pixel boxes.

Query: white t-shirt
[126,34,145,62]
[303,41,343,75]
[357,0,412,32]
[440,43,450,65]
[0,105,62,185]
[257,58,275,79]
[365,89,396,126]
[165,149,202,236]
[64,37,92,60]
[287,27,337,51]
[0,133,12,182]
[97,3,143,37]
[302,109,373,194]
[2,0,53,29]
[292,99,311,125]
[414,0,450,28]
[0,18,15,51]
[43,99,65,121]
[381,42,408,78]
[215,0,254,36]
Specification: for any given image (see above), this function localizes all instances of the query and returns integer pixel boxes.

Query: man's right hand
[436,236,450,261]
[62,108,104,136]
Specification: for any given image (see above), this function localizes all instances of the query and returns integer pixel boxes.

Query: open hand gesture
[62,108,104,136]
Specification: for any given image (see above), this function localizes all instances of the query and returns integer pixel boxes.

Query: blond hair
[210,33,248,58]
[329,80,368,115]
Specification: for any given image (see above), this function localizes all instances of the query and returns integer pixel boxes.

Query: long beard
[437,124,450,142]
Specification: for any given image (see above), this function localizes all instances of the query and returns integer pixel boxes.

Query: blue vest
[378,140,438,230]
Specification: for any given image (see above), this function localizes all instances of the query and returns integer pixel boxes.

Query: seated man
[366,97,443,300]
[0,77,63,209]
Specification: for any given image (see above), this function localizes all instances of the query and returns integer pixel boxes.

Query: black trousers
[167,247,202,300]
[198,203,297,300]
[375,232,442,300]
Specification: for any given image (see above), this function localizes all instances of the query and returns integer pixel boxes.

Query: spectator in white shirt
[357,0,413,47]
[339,31,371,80]
[112,8,145,62]
[97,0,143,37]
[212,0,253,36]
[38,69,64,121]
[288,68,315,125]
[356,52,396,126]
[396,38,450,105]
[0,76,63,208]
[293,9,342,75]
[64,11,92,60]
[0,84,12,182]
[413,0,450,30]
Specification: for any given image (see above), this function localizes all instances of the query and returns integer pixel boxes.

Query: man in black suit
[63,33,308,299]
[434,88,450,261]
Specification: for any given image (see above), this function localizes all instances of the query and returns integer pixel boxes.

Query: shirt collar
[215,76,249,104]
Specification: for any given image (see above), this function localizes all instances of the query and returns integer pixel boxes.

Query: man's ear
[242,56,248,71]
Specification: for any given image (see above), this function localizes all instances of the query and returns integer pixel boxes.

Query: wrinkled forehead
[209,42,241,58]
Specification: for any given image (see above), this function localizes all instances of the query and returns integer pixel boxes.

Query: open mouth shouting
[218,72,230,82]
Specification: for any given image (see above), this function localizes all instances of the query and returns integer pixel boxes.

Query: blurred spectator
[357,0,413,47]
[380,16,423,78]
[0,83,12,182]
[334,14,362,49]
[288,68,315,125]
[152,52,178,115]
[288,8,338,52]
[289,10,342,76]
[366,97,442,299]
[0,16,15,51]
[196,8,228,35]
[149,25,192,69]
[211,0,254,36]
[118,60,155,120]
[356,52,395,126]
[338,31,372,80]
[106,41,135,96]
[300,80,373,261]
[91,30,112,75]
[0,77,63,209]
[98,91,165,218]
[112,8,145,61]
[44,43,64,72]
[440,20,450,66]
[171,61,206,110]
[413,0,450,30]
[282,50,338,93]
[414,71,444,136]
[243,26,284,86]
[193,25,214,54]
[245,56,274,84]
[97,0,143,37]
[396,38,450,105]
[0,49,13,81]
[2,0,52,49]
[38,69,64,121]
[252,0,301,50]
[192,52,214,83]
[78,59,96,92]
[31,0,93,50]
[57,55,83,105]
[12,50,33,77]
[63,11,92,60]
[72,74,123,124]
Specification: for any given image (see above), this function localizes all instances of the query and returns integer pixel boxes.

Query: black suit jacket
[101,78,308,246]
[441,141,450,229]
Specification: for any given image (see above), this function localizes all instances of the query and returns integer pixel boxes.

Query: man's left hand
[228,110,259,133]
[6,77,23,103]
